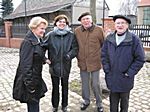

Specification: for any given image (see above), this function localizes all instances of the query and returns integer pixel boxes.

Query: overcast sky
[12,0,22,9]
[106,0,122,16]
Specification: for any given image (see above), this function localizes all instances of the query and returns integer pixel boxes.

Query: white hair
[28,16,48,30]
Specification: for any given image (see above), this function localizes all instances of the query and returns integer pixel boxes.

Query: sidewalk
[0,47,150,112]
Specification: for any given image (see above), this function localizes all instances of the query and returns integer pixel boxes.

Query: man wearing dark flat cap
[113,15,131,24]
[101,15,145,112]
[75,12,105,112]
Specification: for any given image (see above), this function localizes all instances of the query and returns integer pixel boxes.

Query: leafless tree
[118,0,138,15]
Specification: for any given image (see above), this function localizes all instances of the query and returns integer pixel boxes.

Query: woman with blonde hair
[13,16,48,112]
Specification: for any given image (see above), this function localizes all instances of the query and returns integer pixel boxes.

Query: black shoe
[97,107,103,112]
[62,106,68,112]
[52,107,58,112]
[80,103,89,110]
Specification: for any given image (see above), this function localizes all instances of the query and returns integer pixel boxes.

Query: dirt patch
[69,79,109,99]
[69,79,110,111]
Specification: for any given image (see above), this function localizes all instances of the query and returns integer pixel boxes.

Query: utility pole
[0,2,2,18]
[24,0,27,32]
[102,0,105,28]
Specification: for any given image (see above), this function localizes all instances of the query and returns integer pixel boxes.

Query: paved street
[0,47,150,112]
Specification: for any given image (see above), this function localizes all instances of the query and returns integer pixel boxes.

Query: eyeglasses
[115,22,127,25]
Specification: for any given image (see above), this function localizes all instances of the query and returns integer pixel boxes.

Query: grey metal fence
[129,25,150,47]
[11,24,150,47]
[0,26,5,37]
[11,24,28,37]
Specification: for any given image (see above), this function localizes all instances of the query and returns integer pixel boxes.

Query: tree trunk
[90,0,96,23]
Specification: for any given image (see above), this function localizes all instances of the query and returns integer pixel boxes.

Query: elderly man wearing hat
[75,12,105,112]
[101,15,145,112]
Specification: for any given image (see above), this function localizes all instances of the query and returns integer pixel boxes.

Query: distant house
[5,0,109,25]
[0,0,109,48]
[137,0,150,24]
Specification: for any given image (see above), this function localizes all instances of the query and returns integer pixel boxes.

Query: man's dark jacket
[101,31,145,92]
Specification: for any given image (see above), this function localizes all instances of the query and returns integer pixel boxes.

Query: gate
[129,25,150,47]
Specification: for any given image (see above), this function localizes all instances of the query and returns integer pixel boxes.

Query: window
[143,7,150,24]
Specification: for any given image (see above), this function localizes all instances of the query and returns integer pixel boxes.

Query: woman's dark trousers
[51,75,69,108]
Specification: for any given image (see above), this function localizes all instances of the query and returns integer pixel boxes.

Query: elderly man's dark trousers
[110,92,130,112]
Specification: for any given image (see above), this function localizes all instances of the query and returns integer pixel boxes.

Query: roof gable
[14,0,75,13]
[6,0,75,19]
[5,0,109,20]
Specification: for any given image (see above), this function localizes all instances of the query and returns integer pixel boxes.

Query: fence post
[4,21,12,48]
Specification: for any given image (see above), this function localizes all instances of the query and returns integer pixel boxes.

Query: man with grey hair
[75,12,105,112]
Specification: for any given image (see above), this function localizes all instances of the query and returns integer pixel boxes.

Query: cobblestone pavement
[0,47,150,112]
